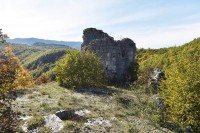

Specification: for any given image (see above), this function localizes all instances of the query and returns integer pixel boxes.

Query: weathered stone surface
[21,115,64,133]
[44,114,64,133]
[84,117,111,127]
[75,109,90,117]
[55,109,85,121]
[155,96,164,110]
[149,68,165,82]
[56,110,76,120]
[81,28,136,83]
[148,68,165,93]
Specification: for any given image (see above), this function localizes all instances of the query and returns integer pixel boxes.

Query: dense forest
[137,38,200,74]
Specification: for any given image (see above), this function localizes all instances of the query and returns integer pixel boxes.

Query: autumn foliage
[0,46,33,132]
[137,38,200,132]
[160,58,200,132]
[35,74,49,85]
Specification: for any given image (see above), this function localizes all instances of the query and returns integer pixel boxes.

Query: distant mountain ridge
[7,38,82,48]
[32,42,71,48]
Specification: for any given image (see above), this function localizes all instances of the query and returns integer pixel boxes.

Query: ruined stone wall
[81,28,136,83]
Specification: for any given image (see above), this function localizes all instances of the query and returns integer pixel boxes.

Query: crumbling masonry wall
[81,28,136,83]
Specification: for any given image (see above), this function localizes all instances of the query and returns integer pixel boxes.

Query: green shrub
[136,38,200,132]
[160,59,200,132]
[124,124,139,133]
[38,127,52,133]
[117,96,133,109]
[152,114,162,124]
[55,49,105,87]
[27,116,45,130]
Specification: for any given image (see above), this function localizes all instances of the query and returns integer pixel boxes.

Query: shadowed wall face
[81,28,136,83]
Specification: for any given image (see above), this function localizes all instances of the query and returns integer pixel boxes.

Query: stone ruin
[81,28,136,83]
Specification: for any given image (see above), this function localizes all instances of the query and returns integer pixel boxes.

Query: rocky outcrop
[44,114,64,132]
[21,115,64,133]
[55,109,90,121]
[81,28,136,83]
[55,110,80,120]
[148,68,165,93]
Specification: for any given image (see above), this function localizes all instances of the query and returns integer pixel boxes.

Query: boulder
[44,114,64,133]
[55,109,86,121]
[56,110,75,120]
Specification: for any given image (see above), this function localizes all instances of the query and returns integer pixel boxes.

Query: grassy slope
[15,82,171,133]
[24,49,67,79]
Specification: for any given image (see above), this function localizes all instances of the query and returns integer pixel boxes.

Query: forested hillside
[0,43,69,80]
[136,38,200,132]
[137,38,200,76]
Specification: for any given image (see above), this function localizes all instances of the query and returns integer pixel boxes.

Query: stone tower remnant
[81,28,136,83]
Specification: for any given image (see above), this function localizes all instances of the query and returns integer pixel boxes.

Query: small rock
[55,110,81,120]
[75,109,90,117]
[148,68,165,94]
[44,114,64,133]
[20,116,32,132]
[18,115,32,121]
[84,117,111,127]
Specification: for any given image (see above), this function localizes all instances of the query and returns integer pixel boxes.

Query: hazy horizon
[1,0,200,48]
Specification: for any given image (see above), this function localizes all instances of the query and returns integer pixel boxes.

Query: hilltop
[7,38,82,49]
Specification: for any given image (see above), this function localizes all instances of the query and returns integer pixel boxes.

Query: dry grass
[14,82,171,132]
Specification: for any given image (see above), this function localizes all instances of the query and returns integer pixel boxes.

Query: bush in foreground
[0,46,33,132]
[55,50,105,88]
[160,59,200,132]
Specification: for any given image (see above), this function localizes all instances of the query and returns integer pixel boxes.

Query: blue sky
[1,0,200,48]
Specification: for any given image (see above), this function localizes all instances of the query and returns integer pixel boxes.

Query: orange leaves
[0,46,33,94]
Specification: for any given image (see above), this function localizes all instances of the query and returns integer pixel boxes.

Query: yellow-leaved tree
[160,58,200,132]
[0,46,33,132]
